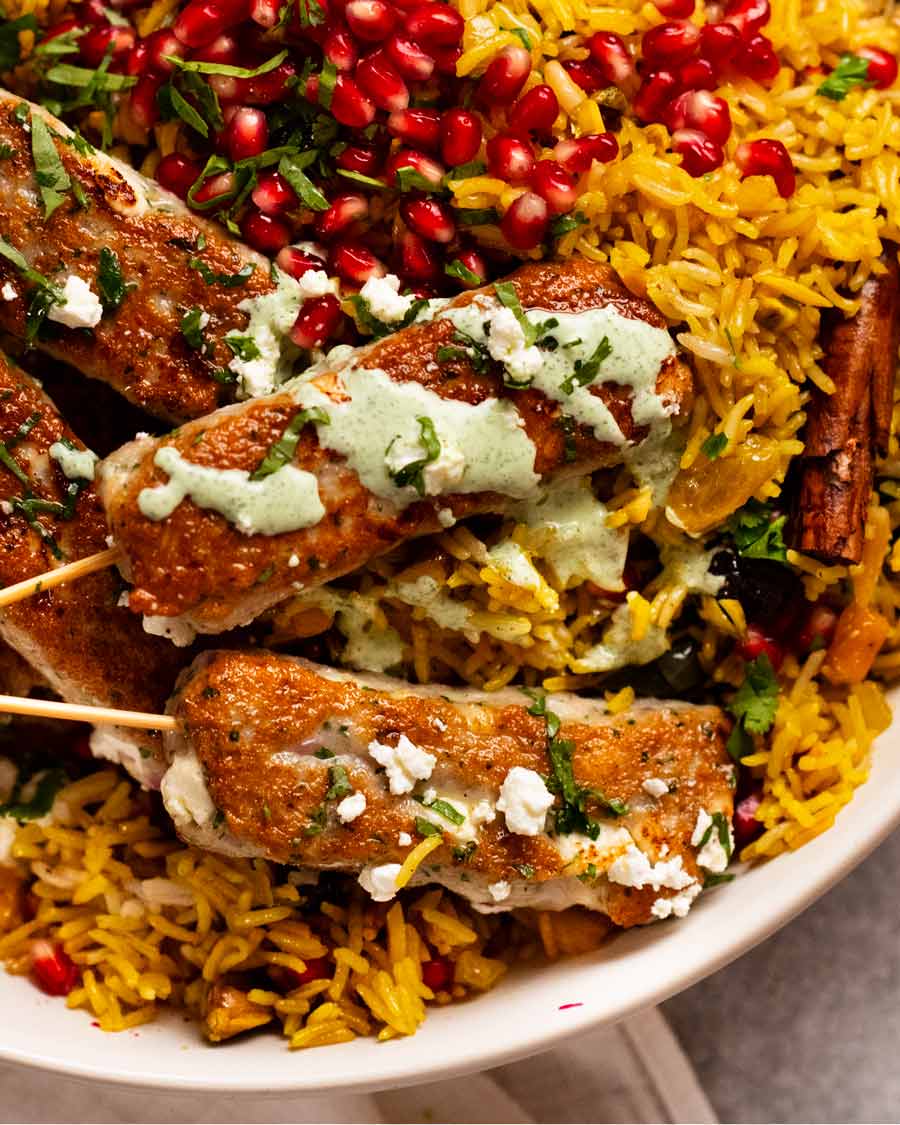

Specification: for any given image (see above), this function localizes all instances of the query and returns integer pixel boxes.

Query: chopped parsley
[347,293,428,339]
[726,653,779,761]
[817,54,872,101]
[386,415,440,496]
[30,114,73,220]
[395,165,438,193]
[179,307,206,350]
[278,151,329,211]
[415,816,443,837]
[188,255,255,288]
[326,764,353,800]
[701,432,728,461]
[165,48,288,78]
[43,61,136,91]
[225,335,261,362]
[444,258,482,287]
[250,406,329,480]
[96,247,132,313]
[726,499,788,563]
[318,58,337,110]
[425,798,465,826]
[559,336,612,395]
[166,82,210,138]
[549,210,587,239]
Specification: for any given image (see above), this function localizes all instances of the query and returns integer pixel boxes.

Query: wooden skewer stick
[0,547,121,610]
[0,694,176,731]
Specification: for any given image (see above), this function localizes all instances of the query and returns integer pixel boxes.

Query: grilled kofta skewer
[162,651,734,925]
[99,259,692,638]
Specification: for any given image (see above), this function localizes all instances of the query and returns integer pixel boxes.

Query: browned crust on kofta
[171,651,732,928]
[0,92,274,423]
[100,259,692,627]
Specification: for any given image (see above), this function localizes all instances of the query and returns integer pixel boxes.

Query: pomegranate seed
[173,0,231,48]
[553,133,618,173]
[723,0,770,35]
[336,143,382,176]
[251,170,298,213]
[440,108,482,166]
[41,18,80,43]
[250,0,280,25]
[82,0,110,25]
[478,43,531,105]
[276,245,327,279]
[400,195,456,242]
[346,0,396,40]
[241,210,291,254]
[857,46,898,89]
[142,29,185,74]
[387,107,441,149]
[421,957,453,991]
[156,152,202,198]
[191,170,235,207]
[486,132,535,183]
[326,72,378,125]
[384,148,445,188]
[236,60,296,105]
[30,941,79,997]
[501,190,548,249]
[79,25,135,67]
[739,624,783,668]
[664,90,731,144]
[403,3,463,47]
[331,240,386,282]
[128,73,163,129]
[587,31,634,85]
[736,31,779,83]
[654,0,694,16]
[562,58,605,93]
[385,33,434,80]
[216,0,253,21]
[529,159,577,215]
[677,57,717,89]
[291,294,344,348]
[795,603,838,653]
[323,28,359,71]
[294,956,330,984]
[398,229,441,281]
[191,32,239,64]
[698,22,741,71]
[225,106,268,161]
[447,248,487,288]
[430,44,462,73]
[126,40,150,74]
[508,84,559,134]
[642,20,701,67]
[733,790,763,849]
[632,68,679,123]
[671,128,724,176]
[315,192,369,238]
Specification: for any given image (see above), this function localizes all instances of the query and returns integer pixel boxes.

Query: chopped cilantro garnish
[427,798,465,826]
[559,336,612,395]
[415,816,443,837]
[452,841,476,862]
[326,764,353,800]
[297,0,326,26]
[444,258,482,287]
[251,406,329,480]
[549,210,587,239]
[701,432,728,461]
[0,768,67,822]
[336,168,389,190]
[726,499,788,563]
[817,54,872,101]
[318,58,337,110]
[386,415,440,496]
[278,151,329,211]
[189,255,255,288]
[30,114,72,220]
[395,165,438,193]
[44,62,136,91]
[180,307,206,350]
[728,654,779,735]
[225,335,261,362]
[304,804,327,836]
[697,810,733,862]
[166,82,210,137]
[443,159,486,182]
[165,48,288,79]
[96,247,132,313]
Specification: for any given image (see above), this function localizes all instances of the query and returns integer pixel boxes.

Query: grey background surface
[663,827,900,1125]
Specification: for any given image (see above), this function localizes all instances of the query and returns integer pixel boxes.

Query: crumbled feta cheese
[650,883,702,919]
[48,275,103,330]
[161,751,217,829]
[691,808,732,874]
[384,432,467,496]
[336,790,367,823]
[358,862,402,902]
[227,322,283,401]
[368,734,436,795]
[297,269,339,301]
[422,786,437,805]
[496,767,554,836]
[607,845,695,891]
[642,777,669,799]
[117,591,130,608]
[438,508,456,528]
[470,799,496,828]
[359,273,416,323]
[0,500,12,516]
[398,831,412,847]
[142,614,197,648]
[489,880,511,902]
[288,554,300,567]
[1,282,17,301]
[484,305,542,383]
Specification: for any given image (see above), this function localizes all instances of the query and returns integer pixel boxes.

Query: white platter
[1,706,898,1095]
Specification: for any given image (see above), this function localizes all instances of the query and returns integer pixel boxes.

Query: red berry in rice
[249,0,280,26]
[486,132,535,183]
[241,210,291,254]
[142,28,185,74]
[398,229,442,281]
[295,956,331,984]
[191,32,239,65]
[734,137,795,196]
[857,46,898,89]
[290,294,344,348]
[501,190,548,249]
[356,49,410,112]
[400,195,456,242]
[276,245,328,279]
[739,624,783,669]
[553,133,618,174]
[190,169,235,208]
[385,34,435,81]
[403,3,464,47]
[324,27,359,72]
[387,107,442,150]
[315,192,369,239]
[677,56,716,90]
[128,73,164,129]
[795,603,838,654]
[722,0,770,35]
[82,0,111,25]
[225,106,268,161]
[29,940,79,998]
[336,142,383,177]
[384,147,446,188]
[346,0,397,41]
[125,39,149,74]
[587,31,634,85]
[251,170,298,214]
[508,83,559,134]
[79,24,135,67]
[562,58,605,93]
[329,72,378,127]
[156,152,202,198]
[530,159,577,215]
[173,0,232,47]
[429,43,462,74]
[478,43,532,105]
[330,240,387,284]
[41,17,80,43]
[421,957,453,992]
[671,128,724,175]
[653,0,695,17]
[641,20,701,68]
[449,248,487,288]
[698,22,741,72]
[733,790,764,850]
[735,31,779,84]
[632,68,680,123]
[236,60,296,105]
[664,89,732,144]
[440,108,482,167]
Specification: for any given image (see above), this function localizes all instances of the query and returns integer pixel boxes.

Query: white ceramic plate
[2,709,898,1095]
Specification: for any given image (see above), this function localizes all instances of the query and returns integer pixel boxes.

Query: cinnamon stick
[793,250,900,565]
